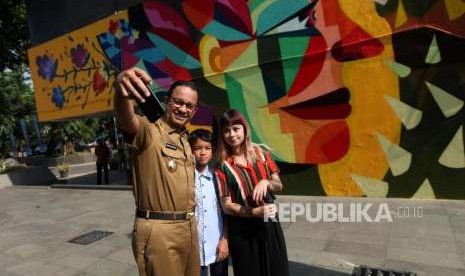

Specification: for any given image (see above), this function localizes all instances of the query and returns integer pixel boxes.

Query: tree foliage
[0,0,111,158]
[0,0,30,71]
[0,68,35,156]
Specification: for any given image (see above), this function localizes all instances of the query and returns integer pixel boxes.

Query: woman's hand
[252,203,277,219]
[252,179,269,205]
[216,238,229,261]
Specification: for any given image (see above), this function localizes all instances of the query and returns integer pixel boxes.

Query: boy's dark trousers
[96,162,109,184]
[200,259,229,276]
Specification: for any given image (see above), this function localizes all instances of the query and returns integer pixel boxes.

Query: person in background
[95,138,110,184]
[215,109,289,276]
[188,129,229,276]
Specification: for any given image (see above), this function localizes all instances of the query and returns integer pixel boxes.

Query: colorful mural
[28,12,130,121]
[28,0,465,198]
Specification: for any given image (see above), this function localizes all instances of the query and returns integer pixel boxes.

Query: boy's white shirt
[194,165,224,266]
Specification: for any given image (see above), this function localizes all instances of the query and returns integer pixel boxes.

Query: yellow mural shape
[445,0,465,20]
[439,126,465,169]
[411,178,436,199]
[376,132,412,176]
[395,0,408,28]
[351,174,389,198]
[28,12,129,122]
[318,0,399,196]
[384,95,422,130]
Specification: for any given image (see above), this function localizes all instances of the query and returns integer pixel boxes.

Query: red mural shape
[144,1,199,60]
[306,121,350,163]
[183,0,253,38]
[287,35,327,97]
[182,0,215,30]
[331,24,385,62]
[155,59,192,82]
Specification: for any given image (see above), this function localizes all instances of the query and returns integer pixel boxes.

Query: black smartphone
[137,83,166,122]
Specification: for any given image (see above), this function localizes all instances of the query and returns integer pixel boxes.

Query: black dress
[228,215,289,276]
[215,146,289,276]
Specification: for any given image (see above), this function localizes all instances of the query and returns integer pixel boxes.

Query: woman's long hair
[217,109,258,165]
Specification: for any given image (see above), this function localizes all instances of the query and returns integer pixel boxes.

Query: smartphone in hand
[137,83,166,122]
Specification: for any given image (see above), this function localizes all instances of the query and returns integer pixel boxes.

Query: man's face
[164,85,198,128]
[191,138,213,167]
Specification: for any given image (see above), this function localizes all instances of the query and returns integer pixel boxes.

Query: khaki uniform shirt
[127,115,195,212]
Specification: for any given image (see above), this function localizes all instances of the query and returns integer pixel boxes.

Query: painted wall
[28,0,465,198]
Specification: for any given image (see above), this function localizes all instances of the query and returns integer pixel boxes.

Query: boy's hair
[188,129,213,146]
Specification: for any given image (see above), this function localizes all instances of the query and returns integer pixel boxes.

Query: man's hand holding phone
[115,67,152,103]
[115,67,165,122]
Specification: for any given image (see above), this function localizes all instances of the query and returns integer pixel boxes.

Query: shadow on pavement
[289,261,351,276]
[63,169,129,186]
[6,166,56,186]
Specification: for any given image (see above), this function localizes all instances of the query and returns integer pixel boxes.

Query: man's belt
[136,209,194,220]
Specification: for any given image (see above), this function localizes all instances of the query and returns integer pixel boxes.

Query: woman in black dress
[215,109,289,276]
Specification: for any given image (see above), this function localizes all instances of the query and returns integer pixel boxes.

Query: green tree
[0,0,30,71]
[0,68,34,157]
[0,0,112,158]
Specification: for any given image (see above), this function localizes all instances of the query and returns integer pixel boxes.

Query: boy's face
[191,138,213,167]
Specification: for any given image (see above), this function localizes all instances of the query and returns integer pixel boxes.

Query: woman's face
[222,124,245,150]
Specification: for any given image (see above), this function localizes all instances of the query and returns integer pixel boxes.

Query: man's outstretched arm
[113,67,152,135]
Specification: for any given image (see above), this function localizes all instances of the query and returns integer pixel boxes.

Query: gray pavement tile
[122,266,139,276]
[449,214,465,231]
[4,244,45,259]
[71,272,99,276]
[310,251,384,274]
[53,253,99,270]
[389,221,455,240]
[79,243,119,258]
[284,223,333,240]
[386,246,465,270]
[287,247,315,265]
[105,248,135,265]
[0,253,22,268]
[31,242,86,262]
[405,213,450,225]
[83,259,133,276]
[329,221,393,235]
[388,235,460,254]
[1,188,465,276]
[329,230,388,246]
[5,260,79,276]
[0,271,22,276]
[285,236,328,253]
[455,233,465,261]
[324,240,386,259]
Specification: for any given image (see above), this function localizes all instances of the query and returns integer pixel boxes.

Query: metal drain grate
[352,265,417,276]
[68,230,113,245]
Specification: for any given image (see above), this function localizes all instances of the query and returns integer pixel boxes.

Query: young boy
[188,129,229,276]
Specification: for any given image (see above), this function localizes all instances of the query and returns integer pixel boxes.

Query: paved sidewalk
[0,187,464,276]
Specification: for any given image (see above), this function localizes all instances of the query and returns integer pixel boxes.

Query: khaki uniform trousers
[132,217,200,276]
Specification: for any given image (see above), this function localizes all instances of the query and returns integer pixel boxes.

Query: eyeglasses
[169,97,197,112]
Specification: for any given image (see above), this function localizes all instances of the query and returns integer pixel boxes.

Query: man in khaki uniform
[114,67,200,276]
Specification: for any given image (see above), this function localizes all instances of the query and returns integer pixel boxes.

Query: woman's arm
[216,216,229,261]
[252,172,283,204]
[220,196,265,218]
[267,172,283,192]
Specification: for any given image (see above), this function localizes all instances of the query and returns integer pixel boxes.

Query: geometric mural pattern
[28,0,465,198]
